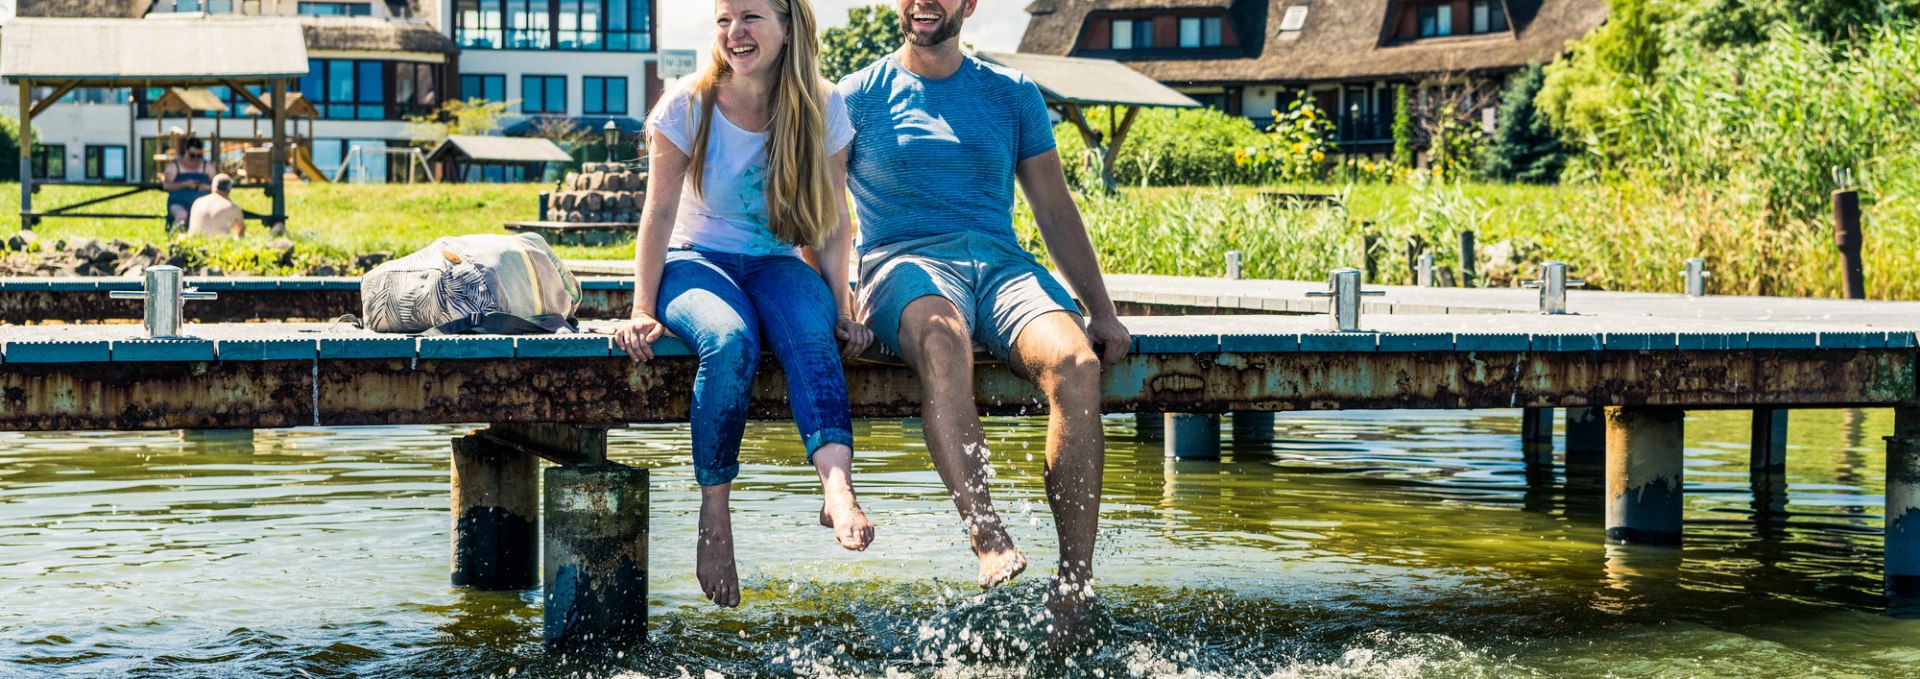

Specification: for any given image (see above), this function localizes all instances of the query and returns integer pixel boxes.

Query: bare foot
[972,528,1028,589]
[1043,575,1096,643]
[697,489,739,607]
[818,497,875,551]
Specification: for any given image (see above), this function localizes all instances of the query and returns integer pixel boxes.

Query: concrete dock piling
[1165,413,1222,460]
[450,432,540,590]
[1565,406,1607,467]
[544,464,649,648]
[1605,406,1686,545]
[1135,412,1166,440]
[1231,412,1276,443]
[1887,407,1920,596]
[1750,409,1789,475]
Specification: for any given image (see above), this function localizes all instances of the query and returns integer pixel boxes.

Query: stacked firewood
[548,163,647,223]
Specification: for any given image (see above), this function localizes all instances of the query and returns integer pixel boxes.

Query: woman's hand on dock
[836,317,873,360]
[613,313,666,361]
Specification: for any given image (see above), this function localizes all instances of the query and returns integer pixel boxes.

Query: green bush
[0,118,22,183]
[1479,64,1573,183]
[1053,106,1267,189]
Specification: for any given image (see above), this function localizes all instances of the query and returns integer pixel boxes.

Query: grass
[3,179,1908,300]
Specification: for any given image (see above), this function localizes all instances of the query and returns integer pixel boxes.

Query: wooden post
[450,431,540,590]
[1886,406,1920,596]
[18,81,33,229]
[1165,413,1220,460]
[545,464,649,648]
[268,78,288,228]
[1231,412,1275,443]
[1605,406,1685,545]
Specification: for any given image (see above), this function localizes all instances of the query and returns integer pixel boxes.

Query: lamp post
[1347,103,1360,182]
[602,120,620,164]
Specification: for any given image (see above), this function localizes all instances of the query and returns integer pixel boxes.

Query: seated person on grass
[187,174,245,238]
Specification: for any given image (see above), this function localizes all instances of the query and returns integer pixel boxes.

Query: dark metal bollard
[1605,406,1685,545]
[1231,412,1276,443]
[1886,407,1920,596]
[1521,408,1554,468]
[1165,413,1221,460]
[545,464,649,648]
[451,432,540,590]
[1833,188,1865,300]
[1459,230,1476,288]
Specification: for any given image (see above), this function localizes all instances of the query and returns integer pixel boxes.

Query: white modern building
[0,0,664,182]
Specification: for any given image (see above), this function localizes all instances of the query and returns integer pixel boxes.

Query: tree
[0,118,24,182]
[820,5,904,83]
[403,98,514,149]
[1479,64,1572,183]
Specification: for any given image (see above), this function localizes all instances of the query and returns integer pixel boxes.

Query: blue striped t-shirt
[838,55,1057,253]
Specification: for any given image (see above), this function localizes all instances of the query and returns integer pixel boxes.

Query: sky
[657,1,1034,55]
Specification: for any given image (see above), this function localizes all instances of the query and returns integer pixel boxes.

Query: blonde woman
[611,0,873,608]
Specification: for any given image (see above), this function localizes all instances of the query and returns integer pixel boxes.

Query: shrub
[1053,106,1267,188]
[1479,64,1572,183]
[1238,91,1337,184]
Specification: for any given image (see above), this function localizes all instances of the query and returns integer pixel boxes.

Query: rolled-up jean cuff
[803,428,854,463]
[695,463,740,487]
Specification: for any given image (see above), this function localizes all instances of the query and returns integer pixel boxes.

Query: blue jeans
[656,249,854,486]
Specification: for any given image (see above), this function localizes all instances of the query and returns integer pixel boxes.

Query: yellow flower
[1303,109,1316,120]
[1312,151,1325,162]
[1291,143,1304,154]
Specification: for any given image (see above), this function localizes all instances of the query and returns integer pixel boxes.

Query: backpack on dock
[361,233,582,335]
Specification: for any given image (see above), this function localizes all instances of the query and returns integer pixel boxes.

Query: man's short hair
[212,173,232,192]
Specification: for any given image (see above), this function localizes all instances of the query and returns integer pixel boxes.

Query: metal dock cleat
[1304,267,1385,332]
[1523,261,1584,315]
[108,265,217,339]
[1682,258,1710,297]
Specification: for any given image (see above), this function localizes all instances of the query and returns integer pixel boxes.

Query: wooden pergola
[0,16,309,229]
[978,51,1202,194]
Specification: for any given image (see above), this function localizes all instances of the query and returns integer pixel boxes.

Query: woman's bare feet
[697,484,740,607]
[813,444,875,551]
[1043,573,1095,643]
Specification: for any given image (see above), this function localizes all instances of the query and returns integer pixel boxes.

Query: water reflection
[0,409,1913,677]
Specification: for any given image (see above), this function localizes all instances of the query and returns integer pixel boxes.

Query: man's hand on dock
[1086,316,1132,366]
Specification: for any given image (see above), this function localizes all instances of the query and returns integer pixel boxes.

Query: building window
[299,59,388,120]
[1418,4,1453,37]
[461,74,507,103]
[85,146,128,181]
[522,75,567,115]
[582,76,628,115]
[392,62,440,117]
[298,1,372,16]
[1111,18,1153,49]
[1178,16,1223,48]
[1471,0,1508,33]
[456,0,652,51]
[31,145,65,180]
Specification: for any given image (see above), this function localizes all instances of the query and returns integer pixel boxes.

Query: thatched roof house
[1020,0,1607,84]
[302,17,457,54]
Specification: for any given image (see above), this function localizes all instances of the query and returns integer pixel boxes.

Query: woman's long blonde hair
[686,0,834,248]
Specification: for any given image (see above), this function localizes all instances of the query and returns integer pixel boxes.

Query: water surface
[2,409,1912,677]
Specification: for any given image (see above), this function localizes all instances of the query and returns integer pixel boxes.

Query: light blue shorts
[858,231,1081,361]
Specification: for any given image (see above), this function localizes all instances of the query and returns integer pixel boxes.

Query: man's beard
[901,11,963,47]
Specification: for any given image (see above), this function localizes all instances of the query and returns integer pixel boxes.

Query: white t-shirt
[646,78,854,256]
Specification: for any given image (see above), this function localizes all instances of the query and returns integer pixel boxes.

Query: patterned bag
[361,233,581,335]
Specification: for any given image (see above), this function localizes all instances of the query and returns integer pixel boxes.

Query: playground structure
[2,16,307,228]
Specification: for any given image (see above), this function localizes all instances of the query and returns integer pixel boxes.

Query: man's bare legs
[813,443,875,550]
[897,295,1028,588]
[1006,311,1107,638]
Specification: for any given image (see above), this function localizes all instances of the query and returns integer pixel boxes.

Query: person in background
[187,174,245,238]
[162,138,214,230]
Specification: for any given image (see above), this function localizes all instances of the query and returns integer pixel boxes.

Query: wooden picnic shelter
[0,16,309,228]
[977,51,1202,193]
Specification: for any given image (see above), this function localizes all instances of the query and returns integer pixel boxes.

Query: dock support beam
[1887,407,1920,596]
[450,431,539,590]
[1165,413,1221,460]
[1231,412,1275,443]
[1565,407,1606,467]
[1605,406,1685,545]
[1135,412,1165,441]
[544,464,649,648]
[1750,409,1789,476]
[1521,408,1554,468]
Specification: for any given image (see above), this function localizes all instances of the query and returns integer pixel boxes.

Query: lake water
[3,408,1916,678]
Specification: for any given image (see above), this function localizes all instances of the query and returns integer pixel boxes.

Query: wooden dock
[5,270,1919,645]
